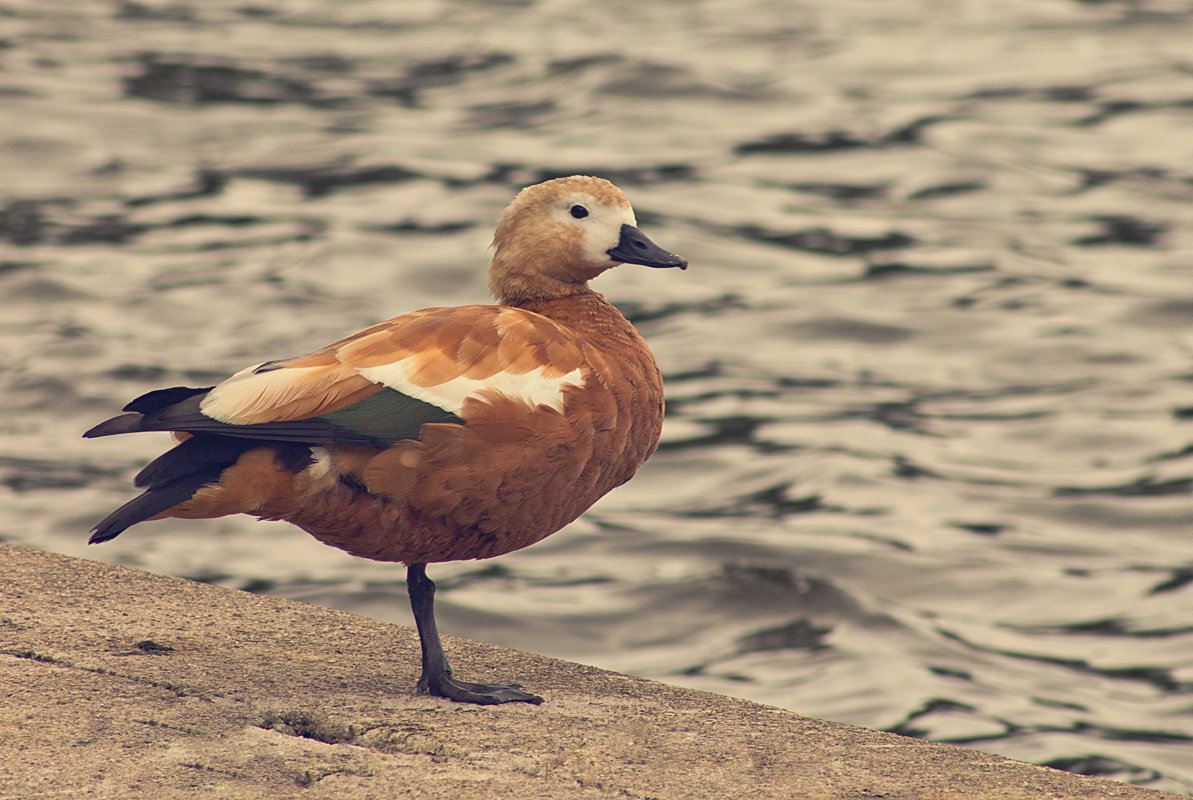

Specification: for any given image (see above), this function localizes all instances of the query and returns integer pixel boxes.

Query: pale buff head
[489,175,685,304]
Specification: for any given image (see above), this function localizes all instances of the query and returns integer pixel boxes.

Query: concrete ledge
[0,543,1180,799]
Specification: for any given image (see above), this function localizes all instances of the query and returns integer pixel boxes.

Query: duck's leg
[405,563,543,705]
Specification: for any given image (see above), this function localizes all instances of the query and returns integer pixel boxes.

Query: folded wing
[86,306,590,446]
[196,305,588,437]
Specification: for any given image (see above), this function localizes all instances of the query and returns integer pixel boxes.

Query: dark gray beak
[606,224,688,270]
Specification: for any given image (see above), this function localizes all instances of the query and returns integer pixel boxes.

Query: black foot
[405,563,544,706]
[418,671,543,705]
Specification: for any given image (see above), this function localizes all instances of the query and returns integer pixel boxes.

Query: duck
[84,175,687,705]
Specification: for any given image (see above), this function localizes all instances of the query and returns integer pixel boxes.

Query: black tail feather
[134,434,255,488]
[90,432,287,543]
[89,468,226,544]
[85,383,357,543]
[89,433,315,543]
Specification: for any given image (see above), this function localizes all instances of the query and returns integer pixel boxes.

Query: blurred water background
[2,0,1193,791]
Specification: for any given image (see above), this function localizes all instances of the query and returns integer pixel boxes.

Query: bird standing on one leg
[85,175,687,705]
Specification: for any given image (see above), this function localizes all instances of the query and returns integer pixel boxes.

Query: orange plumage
[85,175,687,704]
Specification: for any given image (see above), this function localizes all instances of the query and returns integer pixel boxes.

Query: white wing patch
[201,363,341,423]
[357,357,585,415]
[200,350,586,424]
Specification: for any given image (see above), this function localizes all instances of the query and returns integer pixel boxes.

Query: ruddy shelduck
[85,175,687,705]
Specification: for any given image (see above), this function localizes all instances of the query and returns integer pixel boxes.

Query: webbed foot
[418,669,543,705]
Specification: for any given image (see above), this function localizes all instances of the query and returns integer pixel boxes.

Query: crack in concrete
[3,647,211,701]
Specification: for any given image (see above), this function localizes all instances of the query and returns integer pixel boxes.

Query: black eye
[569,204,589,219]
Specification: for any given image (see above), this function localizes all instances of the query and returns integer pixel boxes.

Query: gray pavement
[0,543,1181,799]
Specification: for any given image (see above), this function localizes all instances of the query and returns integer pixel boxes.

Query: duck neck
[517,288,638,343]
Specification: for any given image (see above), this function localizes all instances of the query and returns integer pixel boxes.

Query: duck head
[490,175,687,304]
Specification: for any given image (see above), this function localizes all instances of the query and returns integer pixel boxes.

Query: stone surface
[0,543,1181,800]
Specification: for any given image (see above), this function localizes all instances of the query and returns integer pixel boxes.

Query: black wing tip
[123,386,212,414]
[83,413,145,439]
[86,387,214,439]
